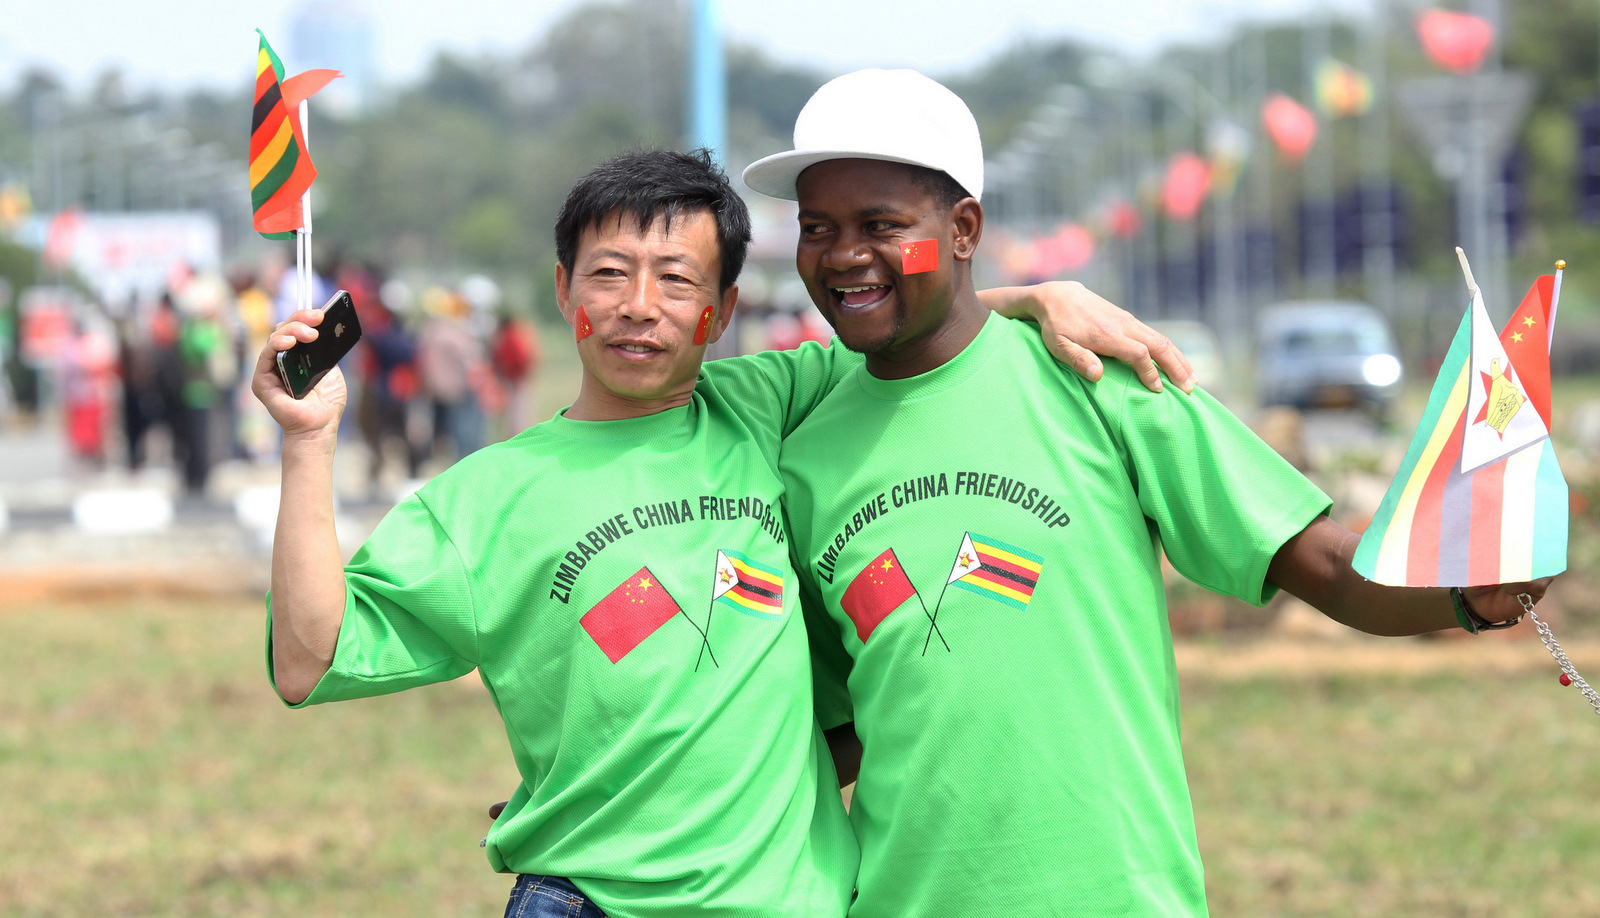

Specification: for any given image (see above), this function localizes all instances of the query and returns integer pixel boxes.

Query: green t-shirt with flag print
[267,341,864,918]
[779,312,1331,918]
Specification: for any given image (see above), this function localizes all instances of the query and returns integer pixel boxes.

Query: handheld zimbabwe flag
[945,531,1044,610]
[250,30,339,240]
[580,567,682,663]
[900,238,939,274]
[1354,259,1567,587]
[711,549,784,620]
[841,548,918,643]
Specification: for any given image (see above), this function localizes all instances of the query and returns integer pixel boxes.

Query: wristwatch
[1450,586,1523,634]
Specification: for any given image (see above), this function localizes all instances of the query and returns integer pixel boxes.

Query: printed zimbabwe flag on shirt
[945,531,1044,610]
[712,549,784,620]
[580,567,682,663]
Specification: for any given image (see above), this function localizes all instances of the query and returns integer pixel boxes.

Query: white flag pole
[299,98,314,313]
[1549,259,1564,351]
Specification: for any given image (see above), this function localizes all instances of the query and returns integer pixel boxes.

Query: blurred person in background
[59,315,115,469]
[490,311,541,435]
[256,147,1189,917]
[232,268,278,461]
[417,287,489,463]
[353,295,425,494]
[172,273,237,498]
[113,294,159,471]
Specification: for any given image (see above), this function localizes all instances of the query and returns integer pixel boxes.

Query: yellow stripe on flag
[971,541,1044,574]
[1498,443,1540,583]
[257,48,275,79]
[729,557,781,590]
[249,119,294,186]
[1373,366,1471,583]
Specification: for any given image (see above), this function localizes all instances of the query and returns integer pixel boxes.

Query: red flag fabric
[1501,275,1554,429]
[900,239,939,275]
[1162,152,1211,221]
[1261,94,1318,164]
[580,566,682,663]
[841,548,917,642]
[574,305,593,341]
[1417,8,1495,75]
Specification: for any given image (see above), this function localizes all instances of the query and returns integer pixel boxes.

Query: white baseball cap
[742,68,984,202]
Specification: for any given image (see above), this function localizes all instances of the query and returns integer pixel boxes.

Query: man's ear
[706,284,739,344]
[950,198,983,263]
[554,262,574,323]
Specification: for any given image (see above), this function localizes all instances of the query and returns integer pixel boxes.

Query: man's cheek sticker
[574,305,594,341]
[694,305,715,345]
[900,239,939,274]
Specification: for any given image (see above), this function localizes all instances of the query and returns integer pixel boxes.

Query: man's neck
[863,288,988,380]
[565,386,694,421]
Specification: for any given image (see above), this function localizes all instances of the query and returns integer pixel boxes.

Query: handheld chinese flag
[580,567,683,663]
[841,548,918,642]
[1353,251,1567,587]
[900,239,939,275]
[250,30,340,240]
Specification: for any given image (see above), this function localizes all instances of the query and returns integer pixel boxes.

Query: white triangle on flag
[947,532,982,585]
[1460,281,1548,473]
[712,550,739,600]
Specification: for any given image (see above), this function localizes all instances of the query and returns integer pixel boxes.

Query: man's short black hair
[555,148,752,293]
[907,164,972,213]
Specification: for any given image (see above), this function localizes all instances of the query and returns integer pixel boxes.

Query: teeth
[619,345,653,352]
[835,285,885,293]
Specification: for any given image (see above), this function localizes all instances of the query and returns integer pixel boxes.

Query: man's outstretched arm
[1267,514,1552,636]
[251,308,351,704]
[979,281,1195,394]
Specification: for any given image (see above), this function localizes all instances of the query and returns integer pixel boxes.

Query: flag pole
[300,98,314,313]
[1455,246,1479,300]
[1550,259,1564,350]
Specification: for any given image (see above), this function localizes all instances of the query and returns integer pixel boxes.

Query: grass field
[4,599,1599,917]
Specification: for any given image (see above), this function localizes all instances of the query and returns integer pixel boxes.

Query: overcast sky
[0,0,1360,96]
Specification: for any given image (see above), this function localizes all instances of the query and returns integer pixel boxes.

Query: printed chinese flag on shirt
[900,239,939,275]
[841,548,918,642]
[581,566,682,663]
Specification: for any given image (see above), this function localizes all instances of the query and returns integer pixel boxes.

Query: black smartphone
[276,289,363,399]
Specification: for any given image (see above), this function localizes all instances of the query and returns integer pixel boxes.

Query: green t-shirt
[779,313,1331,918]
[269,342,862,918]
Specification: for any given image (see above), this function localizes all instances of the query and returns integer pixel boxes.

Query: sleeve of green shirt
[1097,366,1333,606]
[266,494,481,708]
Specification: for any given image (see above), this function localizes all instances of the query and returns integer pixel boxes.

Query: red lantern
[1162,152,1211,221]
[1261,94,1318,164]
[1417,8,1495,74]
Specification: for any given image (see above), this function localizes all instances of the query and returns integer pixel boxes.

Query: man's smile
[832,284,892,310]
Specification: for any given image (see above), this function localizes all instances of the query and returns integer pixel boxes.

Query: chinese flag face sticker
[694,305,715,345]
[574,305,593,341]
[900,238,939,274]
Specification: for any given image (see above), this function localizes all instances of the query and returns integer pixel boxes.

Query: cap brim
[742,149,940,201]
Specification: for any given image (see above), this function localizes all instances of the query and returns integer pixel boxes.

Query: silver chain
[1523,592,1600,716]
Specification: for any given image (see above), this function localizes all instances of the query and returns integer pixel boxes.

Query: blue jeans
[503,875,607,918]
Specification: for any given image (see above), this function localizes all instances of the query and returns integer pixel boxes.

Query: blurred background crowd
[21,259,544,500]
